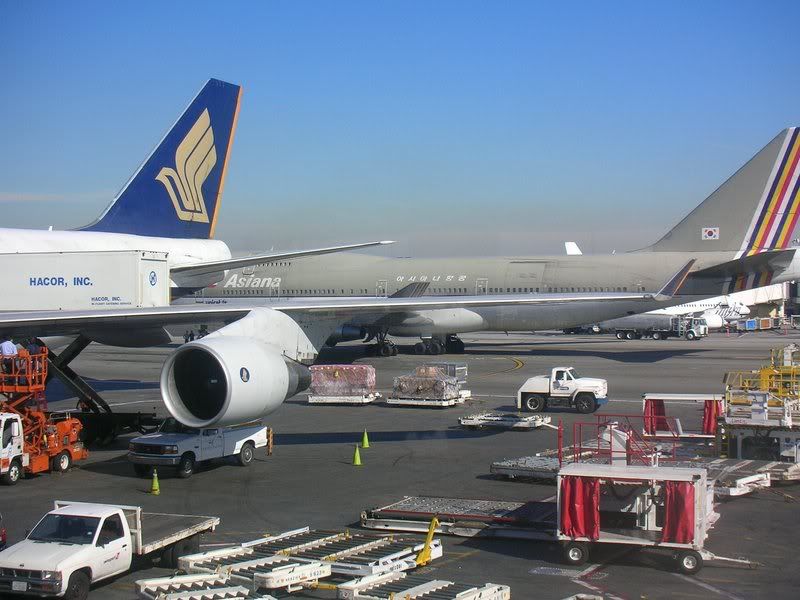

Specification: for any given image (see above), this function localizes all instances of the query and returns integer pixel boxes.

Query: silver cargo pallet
[460,413,553,430]
[308,393,381,405]
[179,526,443,579]
[338,571,510,600]
[136,572,278,600]
[387,390,470,408]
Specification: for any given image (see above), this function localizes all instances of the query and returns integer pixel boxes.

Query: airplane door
[476,278,488,295]
[376,280,387,297]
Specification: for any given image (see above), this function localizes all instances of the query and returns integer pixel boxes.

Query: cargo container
[308,364,379,404]
[0,250,169,311]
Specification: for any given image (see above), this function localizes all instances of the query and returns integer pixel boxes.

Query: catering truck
[0,250,169,311]
[128,418,269,478]
[516,367,608,413]
[0,501,219,600]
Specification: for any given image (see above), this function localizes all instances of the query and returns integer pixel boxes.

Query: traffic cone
[150,468,160,495]
[361,429,370,449]
[352,445,362,466]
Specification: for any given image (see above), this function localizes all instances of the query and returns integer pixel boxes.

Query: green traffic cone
[361,429,370,449]
[352,444,362,466]
[150,468,160,495]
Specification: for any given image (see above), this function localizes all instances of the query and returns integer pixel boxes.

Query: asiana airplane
[1,79,797,430]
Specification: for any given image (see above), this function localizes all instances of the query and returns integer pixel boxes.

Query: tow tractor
[1,347,88,484]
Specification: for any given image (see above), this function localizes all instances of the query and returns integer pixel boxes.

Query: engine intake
[161,336,310,427]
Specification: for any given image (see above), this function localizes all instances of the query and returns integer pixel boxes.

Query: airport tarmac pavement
[2,331,799,599]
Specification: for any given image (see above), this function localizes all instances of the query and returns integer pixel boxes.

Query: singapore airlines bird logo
[155,109,217,223]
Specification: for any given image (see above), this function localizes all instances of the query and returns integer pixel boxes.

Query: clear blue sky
[2,1,799,256]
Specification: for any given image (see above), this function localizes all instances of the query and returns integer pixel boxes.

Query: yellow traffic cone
[352,445,362,466]
[150,468,160,495]
[361,429,370,449]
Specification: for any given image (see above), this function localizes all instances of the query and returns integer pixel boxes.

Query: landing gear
[445,335,466,354]
[412,335,464,355]
[369,332,398,357]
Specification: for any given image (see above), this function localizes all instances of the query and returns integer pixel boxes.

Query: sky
[2,1,800,257]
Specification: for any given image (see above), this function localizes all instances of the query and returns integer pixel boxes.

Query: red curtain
[701,399,723,435]
[560,476,600,540]
[644,398,668,434]
[662,480,695,544]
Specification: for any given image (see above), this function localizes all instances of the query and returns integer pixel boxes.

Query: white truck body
[0,250,169,311]
[128,419,269,477]
[0,501,218,599]
[0,413,25,481]
[516,367,608,413]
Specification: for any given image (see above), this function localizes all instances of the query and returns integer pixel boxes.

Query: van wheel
[53,451,72,473]
[575,393,597,414]
[64,570,90,600]
[524,394,546,412]
[2,459,21,485]
[676,550,703,575]
[177,454,195,478]
[238,442,255,466]
[563,541,589,566]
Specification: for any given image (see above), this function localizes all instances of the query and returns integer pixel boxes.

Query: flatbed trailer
[362,463,752,574]
[460,413,553,430]
[307,393,381,405]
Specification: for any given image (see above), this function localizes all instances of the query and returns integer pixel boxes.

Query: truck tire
[2,459,21,485]
[686,331,697,341]
[523,394,546,412]
[177,453,195,479]
[238,442,255,466]
[64,570,91,600]
[166,535,200,567]
[675,550,703,575]
[53,451,72,473]
[575,393,597,414]
[615,331,625,340]
[625,331,636,340]
[651,331,663,340]
[161,543,177,568]
[563,541,589,566]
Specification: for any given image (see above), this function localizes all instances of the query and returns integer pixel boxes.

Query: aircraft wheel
[379,344,393,357]
[428,341,444,355]
[390,344,399,356]
[414,342,427,355]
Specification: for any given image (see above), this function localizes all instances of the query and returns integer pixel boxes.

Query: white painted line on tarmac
[673,573,747,600]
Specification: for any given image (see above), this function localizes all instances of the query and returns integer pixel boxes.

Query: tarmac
[3,330,800,599]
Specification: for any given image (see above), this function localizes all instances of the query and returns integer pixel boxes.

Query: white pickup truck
[0,501,219,600]
[128,417,269,478]
[516,367,608,413]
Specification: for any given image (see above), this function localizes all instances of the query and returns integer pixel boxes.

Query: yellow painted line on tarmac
[474,357,525,379]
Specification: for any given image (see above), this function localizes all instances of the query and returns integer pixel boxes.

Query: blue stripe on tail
[82,78,241,239]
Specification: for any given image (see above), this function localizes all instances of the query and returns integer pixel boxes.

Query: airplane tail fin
[644,128,800,254]
[82,79,242,239]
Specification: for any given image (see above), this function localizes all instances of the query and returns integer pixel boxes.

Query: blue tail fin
[83,78,242,239]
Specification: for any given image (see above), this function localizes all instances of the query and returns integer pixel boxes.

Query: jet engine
[160,308,317,427]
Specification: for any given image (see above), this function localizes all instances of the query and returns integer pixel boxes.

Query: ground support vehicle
[1,350,88,484]
[307,364,381,404]
[516,367,607,413]
[136,525,445,598]
[389,365,468,408]
[128,418,270,478]
[361,463,750,574]
[602,315,709,341]
[459,413,553,430]
[0,501,218,600]
[337,572,510,600]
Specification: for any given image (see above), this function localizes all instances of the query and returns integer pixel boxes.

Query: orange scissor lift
[0,349,88,482]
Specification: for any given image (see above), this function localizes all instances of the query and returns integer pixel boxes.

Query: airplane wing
[170,240,395,281]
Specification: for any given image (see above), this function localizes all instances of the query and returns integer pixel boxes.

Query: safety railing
[569,415,681,467]
[0,350,48,393]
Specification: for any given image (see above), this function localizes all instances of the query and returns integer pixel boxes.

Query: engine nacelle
[161,336,310,427]
[325,325,366,346]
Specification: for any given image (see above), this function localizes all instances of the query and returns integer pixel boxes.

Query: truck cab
[516,367,608,413]
[0,413,24,485]
[128,417,268,478]
[0,503,132,599]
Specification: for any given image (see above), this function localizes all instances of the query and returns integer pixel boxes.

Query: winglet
[654,259,696,300]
